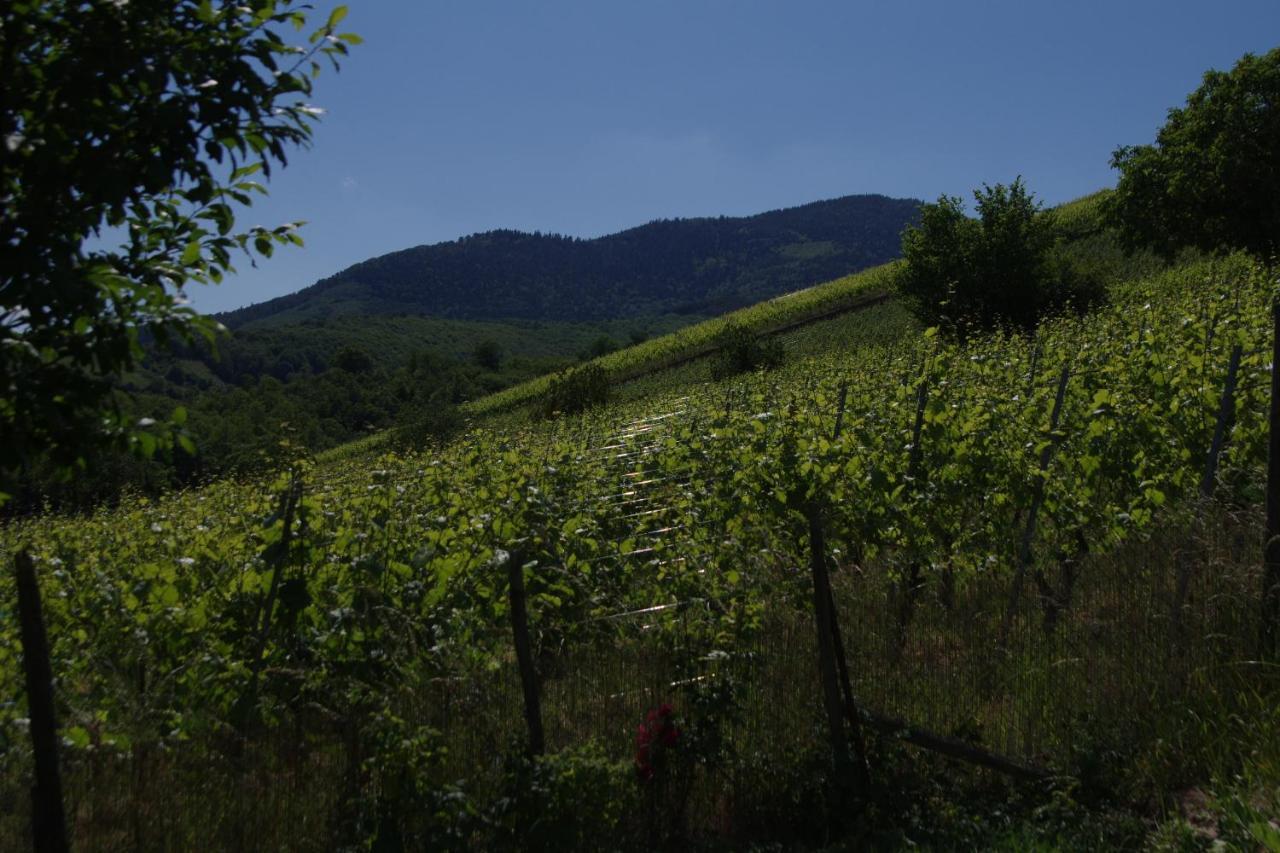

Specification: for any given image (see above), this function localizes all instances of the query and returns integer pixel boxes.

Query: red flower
[635,703,680,781]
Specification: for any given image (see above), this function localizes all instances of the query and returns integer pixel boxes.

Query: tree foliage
[0,0,359,500]
[473,339,504,371]
[579,335,620,361]
[333,346,375,374]
[898,179,1088,334]
[1107,47,1280,260]
[539,365,610,419]
[709,322,784,380]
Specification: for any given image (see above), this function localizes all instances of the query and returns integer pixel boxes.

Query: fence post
[894,373,931,650]
[1039,531,1089,635]
[14,550,70,853]
[237,473,303,728]
[832,382,848,444]
[1001,365,1069,646]
[1167,344,1245,654]
[825,583,872,793]
[506,550,545,755]
[1200,344,1243,500]
[807,507,852,777]
[907,374,928,480]
[1263,303,1280,657]
[823,392,872,791]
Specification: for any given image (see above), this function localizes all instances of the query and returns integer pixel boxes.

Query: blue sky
[195,0,1280,313]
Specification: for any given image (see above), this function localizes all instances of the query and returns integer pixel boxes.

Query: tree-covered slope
[218,194,921,328]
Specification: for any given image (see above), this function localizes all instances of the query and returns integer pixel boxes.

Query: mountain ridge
[219,193,921,329]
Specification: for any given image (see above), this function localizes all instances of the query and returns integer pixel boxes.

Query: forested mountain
[220,194,920,329]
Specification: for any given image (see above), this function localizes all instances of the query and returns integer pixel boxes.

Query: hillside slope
[218,194,921,328]
[11,234,1276,849]
[457,191,1158,423]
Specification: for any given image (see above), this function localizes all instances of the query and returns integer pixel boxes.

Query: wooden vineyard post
[506,551,545,755]
[906,375,928,481]
[1038,531,1088,636]
[807,508,853,778]
[1171,343,1243,650]
[237,473,302,728]
[822,385,872,792]
[807,516,1050,784]
[825,582,872,793]
[14,550,70,853]
[1000,365,1069,647]
[1200,344,1243,500]
[1263,303,1280,657]
[832,382,848,444]
[893,371,930,653]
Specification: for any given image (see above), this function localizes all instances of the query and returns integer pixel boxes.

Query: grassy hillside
[463,190,1153,422]
[465,260,906,418]
[4,189,1277,847]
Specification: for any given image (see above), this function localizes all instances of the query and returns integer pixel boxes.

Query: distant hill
[219,194,921,329]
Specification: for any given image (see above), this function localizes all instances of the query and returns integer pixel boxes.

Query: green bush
[473,339,503,370]
[486,744,632,852]
[709,322,785,379]
[393,391,463,449]
[539,364,610,418]
[899,178,1101,335]
[579,335,620,361]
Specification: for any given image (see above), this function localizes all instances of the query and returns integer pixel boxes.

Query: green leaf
[1250,821,1280,853]
[63,726,91,750]
[327,7,349,29]
[135,431,158,458]
[230,161,264,180]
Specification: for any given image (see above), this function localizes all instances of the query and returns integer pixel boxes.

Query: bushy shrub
[486,744,632,852]
[473,339,503,370]
[579,335,619,361]
[539,364,610,418]
[393,391,462,449]
[899,178,1101,335]
[709,322,785,379]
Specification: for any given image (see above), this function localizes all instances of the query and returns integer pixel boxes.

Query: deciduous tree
[898,178,1074,334]
[0,0,359,502]
[1107,47,1280,260]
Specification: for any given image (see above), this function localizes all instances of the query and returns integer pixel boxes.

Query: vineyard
[462,261,900,418]
[2,252,1280,848]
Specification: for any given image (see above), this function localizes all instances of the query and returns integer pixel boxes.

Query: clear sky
[193,0,1280,313]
